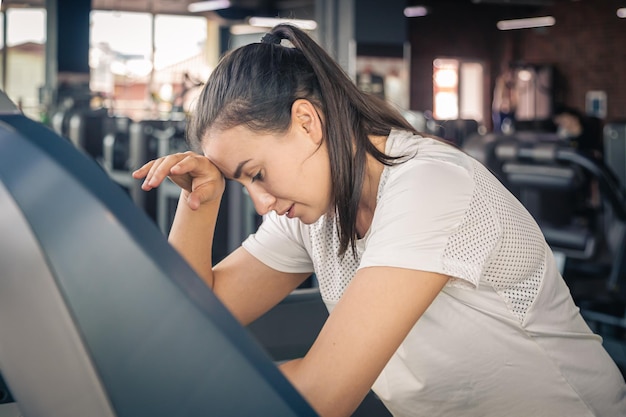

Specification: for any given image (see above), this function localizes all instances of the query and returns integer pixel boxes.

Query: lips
[280,204,295,218]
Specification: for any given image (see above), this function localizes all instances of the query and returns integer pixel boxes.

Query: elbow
[279,359,367,417]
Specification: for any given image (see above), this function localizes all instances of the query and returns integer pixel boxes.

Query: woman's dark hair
[187,24,417,256]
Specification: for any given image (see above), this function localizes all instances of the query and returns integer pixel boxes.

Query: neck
[356,135,387,237]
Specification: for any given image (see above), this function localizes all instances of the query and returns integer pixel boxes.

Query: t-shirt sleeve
[242,211,315,274]
[359,159,484,289]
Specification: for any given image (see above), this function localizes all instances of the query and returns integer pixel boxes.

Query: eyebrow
[233,159,252,179]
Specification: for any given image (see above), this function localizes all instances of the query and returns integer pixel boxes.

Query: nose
[247,186,276,216]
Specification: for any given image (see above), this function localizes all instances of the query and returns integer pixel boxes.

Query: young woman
[133,24,626,417]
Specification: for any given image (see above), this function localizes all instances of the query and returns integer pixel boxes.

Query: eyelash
[251,171,263,183]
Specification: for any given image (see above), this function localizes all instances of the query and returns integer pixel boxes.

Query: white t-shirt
[242,129,626,416]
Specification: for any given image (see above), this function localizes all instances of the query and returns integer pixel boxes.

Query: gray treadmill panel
[0,112,316,417]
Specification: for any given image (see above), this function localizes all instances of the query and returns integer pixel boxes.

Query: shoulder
[381,131,476,204]
[386,129,474,170]
[364,133,477,248]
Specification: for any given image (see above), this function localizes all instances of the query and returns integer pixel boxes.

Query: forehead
[202,124,288,156]
[203,125,253,157]
[202,128,246,172]
[202,125,279,177]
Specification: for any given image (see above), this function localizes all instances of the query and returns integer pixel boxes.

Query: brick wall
[407,0,626,127]
[516,0,626,122]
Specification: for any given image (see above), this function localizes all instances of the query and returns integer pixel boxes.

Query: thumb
[185,191,203,211]
[185,179,225,210]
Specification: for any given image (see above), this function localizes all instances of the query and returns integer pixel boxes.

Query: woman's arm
[134,151,224,285]
[280,266,449,417]
[169,189,311,324]
[133,152,310,325]
[213,247,311,325]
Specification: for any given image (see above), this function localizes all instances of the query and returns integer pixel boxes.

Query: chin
[298,211,324,225]
[298,215,317,225]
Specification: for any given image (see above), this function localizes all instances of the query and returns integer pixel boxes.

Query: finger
[143,153,195,191]
[186,191,202,211]
[131,160,154,179]
[141,157,167,190]
[186,177,225,210]
[169,152,205,175]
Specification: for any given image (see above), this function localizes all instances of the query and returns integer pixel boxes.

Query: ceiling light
[230,24,267,35]
[188,0,231,13]
[404,6,428,17]
[248,17,317,30]
[618,8,626,18]
[473,0,554,5]
[497,16,555,30]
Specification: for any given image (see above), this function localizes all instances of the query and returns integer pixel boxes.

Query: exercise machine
[0,91,316,416]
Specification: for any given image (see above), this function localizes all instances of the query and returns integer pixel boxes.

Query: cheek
[304,160,334,210]
[299,155,331,187]
[274,145,332,201]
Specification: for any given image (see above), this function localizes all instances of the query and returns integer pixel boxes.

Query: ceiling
[1,0,559,22]
[2,0,316,18]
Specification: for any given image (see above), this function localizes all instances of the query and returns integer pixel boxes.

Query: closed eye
[251,171,264,183]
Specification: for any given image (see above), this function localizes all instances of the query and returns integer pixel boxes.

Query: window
[433,58,484,122]
[90,11,208,120]
[3,8,46,120]
[153,14,209,117]
[90,11,152,120]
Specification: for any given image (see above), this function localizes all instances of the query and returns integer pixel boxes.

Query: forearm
[277,268,450,417]
[168,189,221,288]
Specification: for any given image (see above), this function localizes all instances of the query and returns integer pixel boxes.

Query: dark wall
[407,1,506,127]
[406,0,626,126]
[54,0,91,74]
[515,0,626,121]
[355,0,406,44]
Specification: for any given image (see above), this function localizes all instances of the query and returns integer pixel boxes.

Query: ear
[291,99,323,145]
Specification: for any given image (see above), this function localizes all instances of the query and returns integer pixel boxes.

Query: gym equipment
[465,132,626,265]
[0,91,316,416]
[425,118,479,147]
[604,122,626,188]
[0,372,14,404]
[67,107,110,161]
